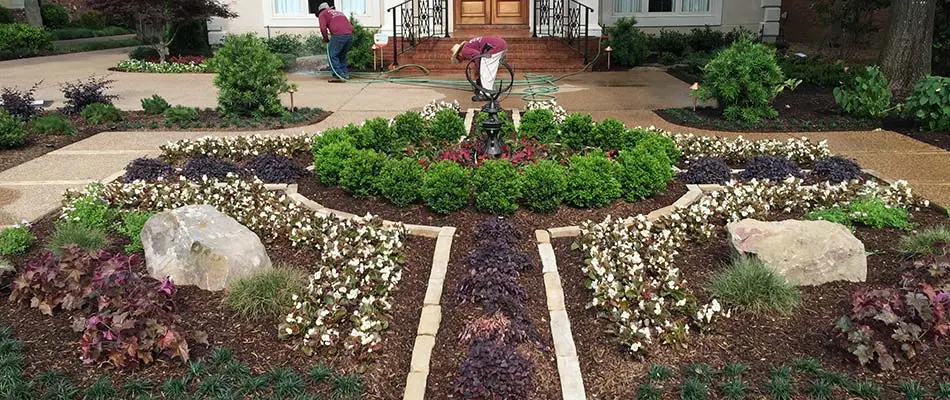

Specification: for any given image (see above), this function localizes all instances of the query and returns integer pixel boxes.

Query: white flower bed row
[525,99,568,123]
[62,176,406,355]
[656,129,833,165]
[420,99,461,121]
[159,135,312,162]
[577,178,925,355]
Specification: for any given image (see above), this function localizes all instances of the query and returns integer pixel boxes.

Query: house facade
[210,0,782,43]
[0,0,24,9]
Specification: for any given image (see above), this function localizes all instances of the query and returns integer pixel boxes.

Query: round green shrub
[314,140,357,185]
[615,146,673,201]
[30,114,74,135]
[905,75,950,132]
[696,35,787,123]
[520,160,567,213]
[339,149,385,198]
[265,33,303,56]
[356,117,402,153]
[0,110,27,149]
[422,160,470,214]
[0,225,34,256]
[311,124,358,160]
[392,111,426,145]
[0,23,52,59]
[141,95,171,115]
[77,11,106,30]
[833,65,893,118]
[637,132,681,164]
[80,103,123,124]
[565,153,622,208]
[471,159,521,215]
[428,109,465,143]
[207,33,288,118]
[616,128,651,151]
[346,18,374,71]
[163,106,199,125]
[518,109,558,142]
[590,118,625,150]
[559,113,595,150]
[40,3,70,29]
[605,17,649,67]
[376,157,424,206]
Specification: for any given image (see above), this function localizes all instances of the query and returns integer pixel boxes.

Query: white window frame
[11,0,25,8]
[264,0,381,29]
[605,0,721,27]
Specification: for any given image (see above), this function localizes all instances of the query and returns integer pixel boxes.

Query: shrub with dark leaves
[738,155,802,181]
[244,152,308,183]
[812,156,862,183]
[679,157,732,184]
[1,82,41,120]
[123,157,174,182]
[181,156,247,181]
[454,340,534,399]
[472,218,521,246]
[9,246,101,316]
[60,76,117,114]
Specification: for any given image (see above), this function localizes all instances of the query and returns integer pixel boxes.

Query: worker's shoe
[328,77,345,83]
[471,93,490,102]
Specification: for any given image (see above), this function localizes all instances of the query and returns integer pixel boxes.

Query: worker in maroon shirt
[316,2,354,82]
[451,36,507,101]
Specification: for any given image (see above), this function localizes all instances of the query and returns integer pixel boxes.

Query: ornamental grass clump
[47,223,109,256]
[709,256,800,315]
[226,265,307,319]
[899,226,950,256]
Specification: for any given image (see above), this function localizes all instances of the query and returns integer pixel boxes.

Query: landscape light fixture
[605,46,613,70]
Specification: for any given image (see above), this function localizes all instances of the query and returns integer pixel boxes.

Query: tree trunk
[23,0,43,27]
[881,0,937,95]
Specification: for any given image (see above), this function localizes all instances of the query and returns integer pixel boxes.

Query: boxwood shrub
[391,111,426,145]
[565,152,622,208]
[559,113,595,150]
[0,110,27,149]
[472,159,521,215]
[590,118,626,150]
[615,146,673,201]
[520,160,567,213]
[518,109,558,143]
[428,108,466,143]
[376,157,425,206]
[80,103,123,125]
[356,117,402,153]
[311,125,358,159]
[637,132,681,164]
[314,140,357,185]
[422,160,470,214]
[339,149,385,197]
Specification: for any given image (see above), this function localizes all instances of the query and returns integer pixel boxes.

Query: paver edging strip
[404,226,455,400]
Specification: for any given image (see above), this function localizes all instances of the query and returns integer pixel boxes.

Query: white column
[760,0,781,43]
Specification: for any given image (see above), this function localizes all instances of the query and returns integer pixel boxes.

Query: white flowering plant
[420,99,461,121]
[525,99,567,123]
[160,135,312,163]
[576,177,926,355]
[61,175,407,356]
[657,130,833,166]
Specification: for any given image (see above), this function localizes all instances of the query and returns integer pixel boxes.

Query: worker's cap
[318,2,330,11]
[450,42,464,63]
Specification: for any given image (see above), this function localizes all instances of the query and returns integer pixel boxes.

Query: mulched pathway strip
[0,211,434,400]
[554,204,950,399]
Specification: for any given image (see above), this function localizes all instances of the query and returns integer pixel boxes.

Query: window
[647,0,672,12]
[607,0,721,26]
[271,0,367,17]
[274,0,303,15]
[681,0,709,12]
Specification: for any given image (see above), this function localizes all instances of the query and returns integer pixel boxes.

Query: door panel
[458,0,488,24]
[493,0,525,24]
[455,0,526,25]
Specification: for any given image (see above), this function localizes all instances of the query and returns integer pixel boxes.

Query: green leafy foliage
[899,226,950,256]
[0,6,13,24]
[519,160,567,213]
[648,29,690,60]
[904,75,950,131]
[518,109,558,142]
[332,373,364,400]
[40,4,70,29]
[356,117,402,153]
[710,256,800,315]
[117,211,152,253]
[311,125,358,159]
[590,118,625,150]
[636,383,662,400]
[766,375,793,400]
[80,103,123,125]
[0,23,52,60]
[900,380,929,400]
[226,265,307,318]
[30,114,74,136]
[47,223,109,256]
[680,377,710,400]
[637,131,681,164]
[558,112,595,150]
[615,146,673,202]
[428,108,465,143]
[275,52,297,71]
[720,378,747,400]
[163,105,199,125]
[605,17,650,67]
[422,160,470,214]
[778,56,852,87]
[0,110,26,149]
[0,225,34,256]
[472,159,521,214]
[695,36,793,123]
[141,95,171,115]
[207,33,288,118]
[130,46,160,60]
[833,65,893,118]
[565,152,622,208]
[805,207,853,227]
[338,149,385,197]
[265,33,303,56]
[391,111,426,145]
[346,18,374,71]
[376,157,424,207]
[647,364,675,381]
[849,197,910,229]
[60,76,117,114]
[314,140,357,185]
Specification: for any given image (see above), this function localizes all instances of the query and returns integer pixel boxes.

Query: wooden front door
[456,0,527,25]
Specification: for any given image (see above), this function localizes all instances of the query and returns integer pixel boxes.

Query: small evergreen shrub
[518,109,558,142]
[615,146,673,201]
[40,3,70,29]
[0,23,52,59]
[605,17,650,67]
[391,111,426,145]
[696,36,792,123]
[679,157,732,184]
[47,223,109,255]
[709,256,800,315]
[314,140,357,185]
[264,33,303,56]
[123,158,174,182]
[275,52,297,71]
[637,132,681,164]
[356,117,401,153]
[376,157,425,206]
[559,113,595,150]
[0,225,34,256]
[904,75,950,131]
[81,103,123,124]
[118,211,152,253]
[899,226,950,256]
[226,265,307,318]
[338,149,385,197]
[778,56,851,87]
[311,125,358,159]
[244,152,307,183]
[207,33,288,118]
[833,65,893,118]
[812,156,862,183]
[649,29,690,59]
[520,160,567,213]
[849,197,910,230]
[30,114,74,135]
[77,11,106,30]
[0,110,26,149]
[590,118,625,150]
[428,109,465,143]
[60,76,117,114]
[472,159,521,214]
[565,152,622,208]
[141,95,171,115]
[346,18,375,71]
[738,155,802,181]
[163,106,199,125]
[422,160,470,214]
[616,127,651,151]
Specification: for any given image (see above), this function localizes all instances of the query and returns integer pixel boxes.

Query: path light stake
[605,46,613,70]
[690,82,699,111]
[287,84,298,111]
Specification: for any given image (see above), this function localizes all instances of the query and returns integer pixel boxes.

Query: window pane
[337,0,366,15]
[647,0,672,12]
[614,0,641,14]
[274,0,304,15]
[682,0,709,12]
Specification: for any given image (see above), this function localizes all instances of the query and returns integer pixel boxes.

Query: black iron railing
[387,0,450,66]
[533,0,593,64]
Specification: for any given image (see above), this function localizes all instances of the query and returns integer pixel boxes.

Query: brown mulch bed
[0,123,103,174]
[553,205,950,399]
[0,211,434,399]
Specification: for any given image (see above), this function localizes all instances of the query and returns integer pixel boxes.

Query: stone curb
[464,108,476,136]
[536,229,586,400]
[404,226,455,400]
[511,108,522,129]
[695,169,895,193]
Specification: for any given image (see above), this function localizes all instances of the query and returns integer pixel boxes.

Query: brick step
[399,52,584,61]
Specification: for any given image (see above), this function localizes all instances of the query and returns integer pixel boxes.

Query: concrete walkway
[1,50,948,225]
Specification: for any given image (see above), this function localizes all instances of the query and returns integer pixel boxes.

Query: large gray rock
[141,205,272,291]
[726,219,866,286]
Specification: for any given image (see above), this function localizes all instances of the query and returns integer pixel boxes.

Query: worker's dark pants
[328,34,352,79]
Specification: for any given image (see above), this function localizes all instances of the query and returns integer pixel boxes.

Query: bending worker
[316,2,353,82]
[451,36,508,101]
